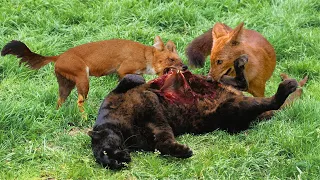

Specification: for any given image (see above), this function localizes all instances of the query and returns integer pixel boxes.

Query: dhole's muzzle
[207,54,248,82]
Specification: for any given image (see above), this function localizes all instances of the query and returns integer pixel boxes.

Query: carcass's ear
[165,40,177,53]
[88,130,101,139]
[88,130,94,137]
[229,22,244,45]
[88,130,110,140]
[153,36,165,51]
[212,22,232,40]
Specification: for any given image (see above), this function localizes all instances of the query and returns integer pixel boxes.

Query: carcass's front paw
[170,143,193,158]
[234,54,248,69]
[99,148,131,170]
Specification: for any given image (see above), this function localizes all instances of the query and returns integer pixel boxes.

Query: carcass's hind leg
[149,123,193,158]
[143,94,193,158]
[258,74,308,120]
[216,79,298,132]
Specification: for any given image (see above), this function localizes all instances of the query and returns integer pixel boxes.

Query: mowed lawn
[1,0,320,179]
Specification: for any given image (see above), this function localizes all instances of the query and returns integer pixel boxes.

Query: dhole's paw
[277,79,298,97]
[169,143,193,158]
[234,54,248,69]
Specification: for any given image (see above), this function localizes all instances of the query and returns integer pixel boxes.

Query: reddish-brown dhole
[186,22,276,97]
[1,36,186,111]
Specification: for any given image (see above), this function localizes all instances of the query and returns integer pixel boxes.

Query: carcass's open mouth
[148,68,217,104]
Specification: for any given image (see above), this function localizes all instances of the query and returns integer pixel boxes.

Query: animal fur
[186,22,276,97]
[89,55,306,169]
[1,36,186,111]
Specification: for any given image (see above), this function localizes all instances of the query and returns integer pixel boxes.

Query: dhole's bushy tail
[1,40,57,69]
[186,23,234,68]
[185,28,213,68]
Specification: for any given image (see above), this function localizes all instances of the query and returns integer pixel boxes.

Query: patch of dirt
[68,127,92,136]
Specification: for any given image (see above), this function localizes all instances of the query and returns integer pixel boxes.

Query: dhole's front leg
[216,79,298,132]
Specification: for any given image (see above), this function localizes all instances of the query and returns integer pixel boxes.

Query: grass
[1,0,320,179]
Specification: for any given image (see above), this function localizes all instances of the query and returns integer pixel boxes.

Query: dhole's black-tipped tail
[1,40,57,69]
[185,28,213,68]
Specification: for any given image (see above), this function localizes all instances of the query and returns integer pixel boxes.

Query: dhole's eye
[231,41,239,46]
[217,60,223,65]
[169,58,175,62]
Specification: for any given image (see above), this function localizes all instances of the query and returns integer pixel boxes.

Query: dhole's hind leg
[55,54,91,112]
[56,72,75,109]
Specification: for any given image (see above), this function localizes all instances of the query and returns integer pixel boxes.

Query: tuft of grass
[1,0,320,179]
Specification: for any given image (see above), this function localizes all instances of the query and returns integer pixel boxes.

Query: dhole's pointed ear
[165,40,177,53]
[153,36,165,51]
[229,22,244,45]
[212,22,232,40]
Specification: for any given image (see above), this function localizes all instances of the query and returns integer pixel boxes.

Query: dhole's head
[208,22,246,81]
[152,36,187,75]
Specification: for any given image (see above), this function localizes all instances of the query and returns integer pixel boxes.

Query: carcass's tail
[258,74,308,120]
[1,40,58,69]
[185,28,213,68]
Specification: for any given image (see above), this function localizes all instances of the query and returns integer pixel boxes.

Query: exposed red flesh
[148,70,217,104]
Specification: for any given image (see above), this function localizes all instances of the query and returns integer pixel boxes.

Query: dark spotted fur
[89,56,304,170]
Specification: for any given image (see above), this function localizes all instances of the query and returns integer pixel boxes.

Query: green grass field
[1,0,320,179]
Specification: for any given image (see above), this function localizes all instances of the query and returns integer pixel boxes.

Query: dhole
[1,36,186,111]
[186,22,276,97]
